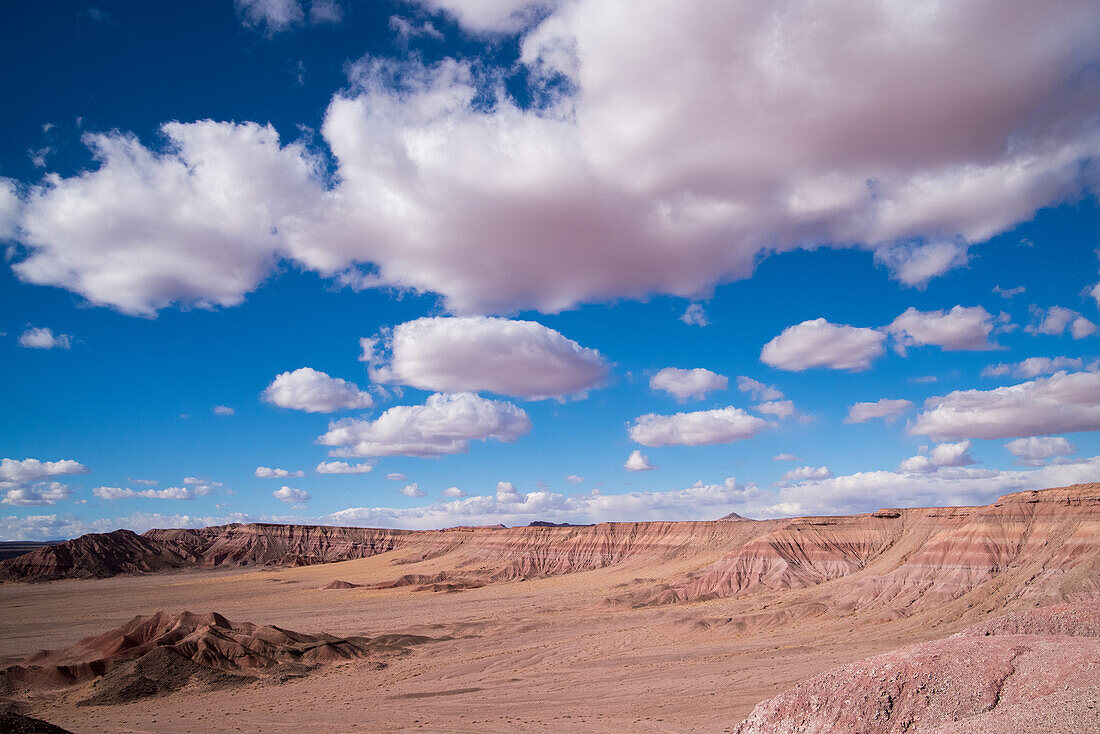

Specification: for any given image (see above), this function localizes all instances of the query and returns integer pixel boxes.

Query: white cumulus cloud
[624,450,654,472]
[262,367,373,413]
[629,406,771,447]
[761,318,885,372]
[18,326,73,350]
[400,483,426,498]
[1004,436,1076,466]
[780,465,834,482]
[8,1,1100,317]
[649,367,728,400]
[318,392,532,457]
[912,371,1100,440]
[93,485,207,501]
[1026,306,1097,339]
[981,356,1086,378]
[315,461,374,474]
[364,316,607,400]
[886,306,996,355]
[273,486,310,503]
[736,377,784,401]
[845,398,914,424]
[255,466,306,478]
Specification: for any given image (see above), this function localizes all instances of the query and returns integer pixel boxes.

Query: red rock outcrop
[0,611,437,704]
[0,530,197,582]
[3,485,1098,616]
[733,601,1100,733]
[143,523,415,568]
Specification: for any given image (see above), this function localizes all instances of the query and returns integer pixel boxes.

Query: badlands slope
[0,483,1097,732]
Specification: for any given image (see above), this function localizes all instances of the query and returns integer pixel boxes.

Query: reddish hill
[0,530,197,582]
[2,484,1098,617]
[733,601,1100,733]
[0,610,438,706]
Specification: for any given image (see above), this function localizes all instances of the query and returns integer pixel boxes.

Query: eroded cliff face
[0,529,198,581]
[143,524,417,568]
[3,485,1098,616]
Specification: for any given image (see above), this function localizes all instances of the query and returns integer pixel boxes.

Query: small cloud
[400,483,426,498]
[624,450,655,472]
[390,15,444,43]
[255,466,306,478]
[680,303,709,327]
[845,398,914,424]
[262,367,372,413]
[28,147,55,168]
[273,486,310,503]
[772,453,800,462]
[737,377,784,401]
[650,367,728,400]
[385,472,407,481]
[316,461,374,474]
[753,399,796,419]
[2,482,73,506]
[213,405,234,416]
[128,478,158,486]
[496,481,523,503]
[981,356,1084,379]
[18,327,72,350]
[309,0,343,24]
[779,465,833,482]
[1004,436,1076,466]
[441,486,467,498]
[899,441,977,473]
[1026,306,1096,339]
[993,285,1025,298]
[565,474,584,484]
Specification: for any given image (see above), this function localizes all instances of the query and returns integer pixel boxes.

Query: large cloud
[318,392,532,457]
[0,458,88,507]
[629,406,771,447]
[262,367,373,413]
[363,316,607,399]
[649,367,727,400]
[9,122,322,316]
[0,458,88,484]
[7,1,1100,315]
[911,370,1100,440]
[761,318,886,372]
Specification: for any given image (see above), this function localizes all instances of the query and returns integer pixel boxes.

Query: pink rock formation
[733,601,1100,733]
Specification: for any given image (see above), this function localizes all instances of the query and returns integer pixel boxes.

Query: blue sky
[2,1,1100,539]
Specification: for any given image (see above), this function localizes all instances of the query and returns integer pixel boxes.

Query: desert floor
[0,543,968,733]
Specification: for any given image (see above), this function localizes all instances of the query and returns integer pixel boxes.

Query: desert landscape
[4,3,1100,731]
[1,483,1097,732]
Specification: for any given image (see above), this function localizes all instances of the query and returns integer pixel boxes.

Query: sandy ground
[0,544,959,733]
